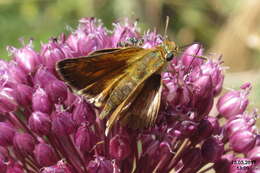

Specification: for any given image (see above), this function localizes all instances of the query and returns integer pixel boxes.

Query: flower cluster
[0,18,259,173]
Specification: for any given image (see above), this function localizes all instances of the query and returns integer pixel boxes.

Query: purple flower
[7,42,41,73]
[230,130,256,153]
[109,134,131,160]
[74,123,96,152]
[180,43,203,69]
[0,122,16,146]
[0,87,18,113]
[51,107,76,136]
[40,39,66,72]
[13,133,36,156]
[28,111,51,136]
[0,17,257,173]
[34,142,59,167]
[217,83,250,119]
[32,87,52,114]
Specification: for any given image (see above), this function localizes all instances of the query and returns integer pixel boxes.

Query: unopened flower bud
[74,124,95,152]
[45,80,67,103]
[8,44,41,73]
[199,59,224,96]
[0,122,16,146]
[51,110,76,136]
[34,143,58,167]
[192,75,214,119]
[109,134,131,160]
[40,40,66,71]
[32,87,52,114]
[217,84,250,119]
[34,67,57,88]
[8,61,28,84]
[181,43,203,69]
[73,99,95,125]
[28,111,51,136]
[13,133,36,155]
[16,84,33,106]
[201,136,224,162]
[225,115,252,137]
[230,130,256,153]
[0,87,18,113]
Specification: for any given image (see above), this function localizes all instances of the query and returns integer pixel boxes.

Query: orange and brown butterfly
[56,17,178,135]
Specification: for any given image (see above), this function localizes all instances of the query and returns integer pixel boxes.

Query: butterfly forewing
[56,47,152,106]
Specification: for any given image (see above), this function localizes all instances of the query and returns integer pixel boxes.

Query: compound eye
[165,52,174,61]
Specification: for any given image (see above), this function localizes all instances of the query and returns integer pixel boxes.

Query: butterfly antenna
[164,16,170,42]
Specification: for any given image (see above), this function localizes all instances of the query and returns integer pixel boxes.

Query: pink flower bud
[0,122,16,146]
[32,87,52,114]
[201,136,224,162]
[16,84,33,106]
[225,115,252,137]
[34,143,59,167]
[8,44,41,73]
[74,124,96,152]
[230,130,256,153]
[8,61,28,84]
[217,84,250,119]
[40,40,66,71]
[13,133,36,155]
[34,67,57,88]
[45,80,67,103]
[87,156,114,173]
[73,99,95,125]
[51,110,76,136]
[181,43,203,69]
[28,111,51,136]
[193,75,214,118]
[0,87,18,113]
[109,134,131,160]
[199,59,224,96]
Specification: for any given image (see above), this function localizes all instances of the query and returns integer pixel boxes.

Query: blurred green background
[0,0,260,110]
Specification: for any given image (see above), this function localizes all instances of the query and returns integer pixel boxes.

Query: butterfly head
[163,40,178,61]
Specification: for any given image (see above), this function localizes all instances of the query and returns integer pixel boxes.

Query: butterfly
[56,17,179,135]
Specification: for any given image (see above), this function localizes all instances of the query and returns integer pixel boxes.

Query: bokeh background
[0,0,260,110]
